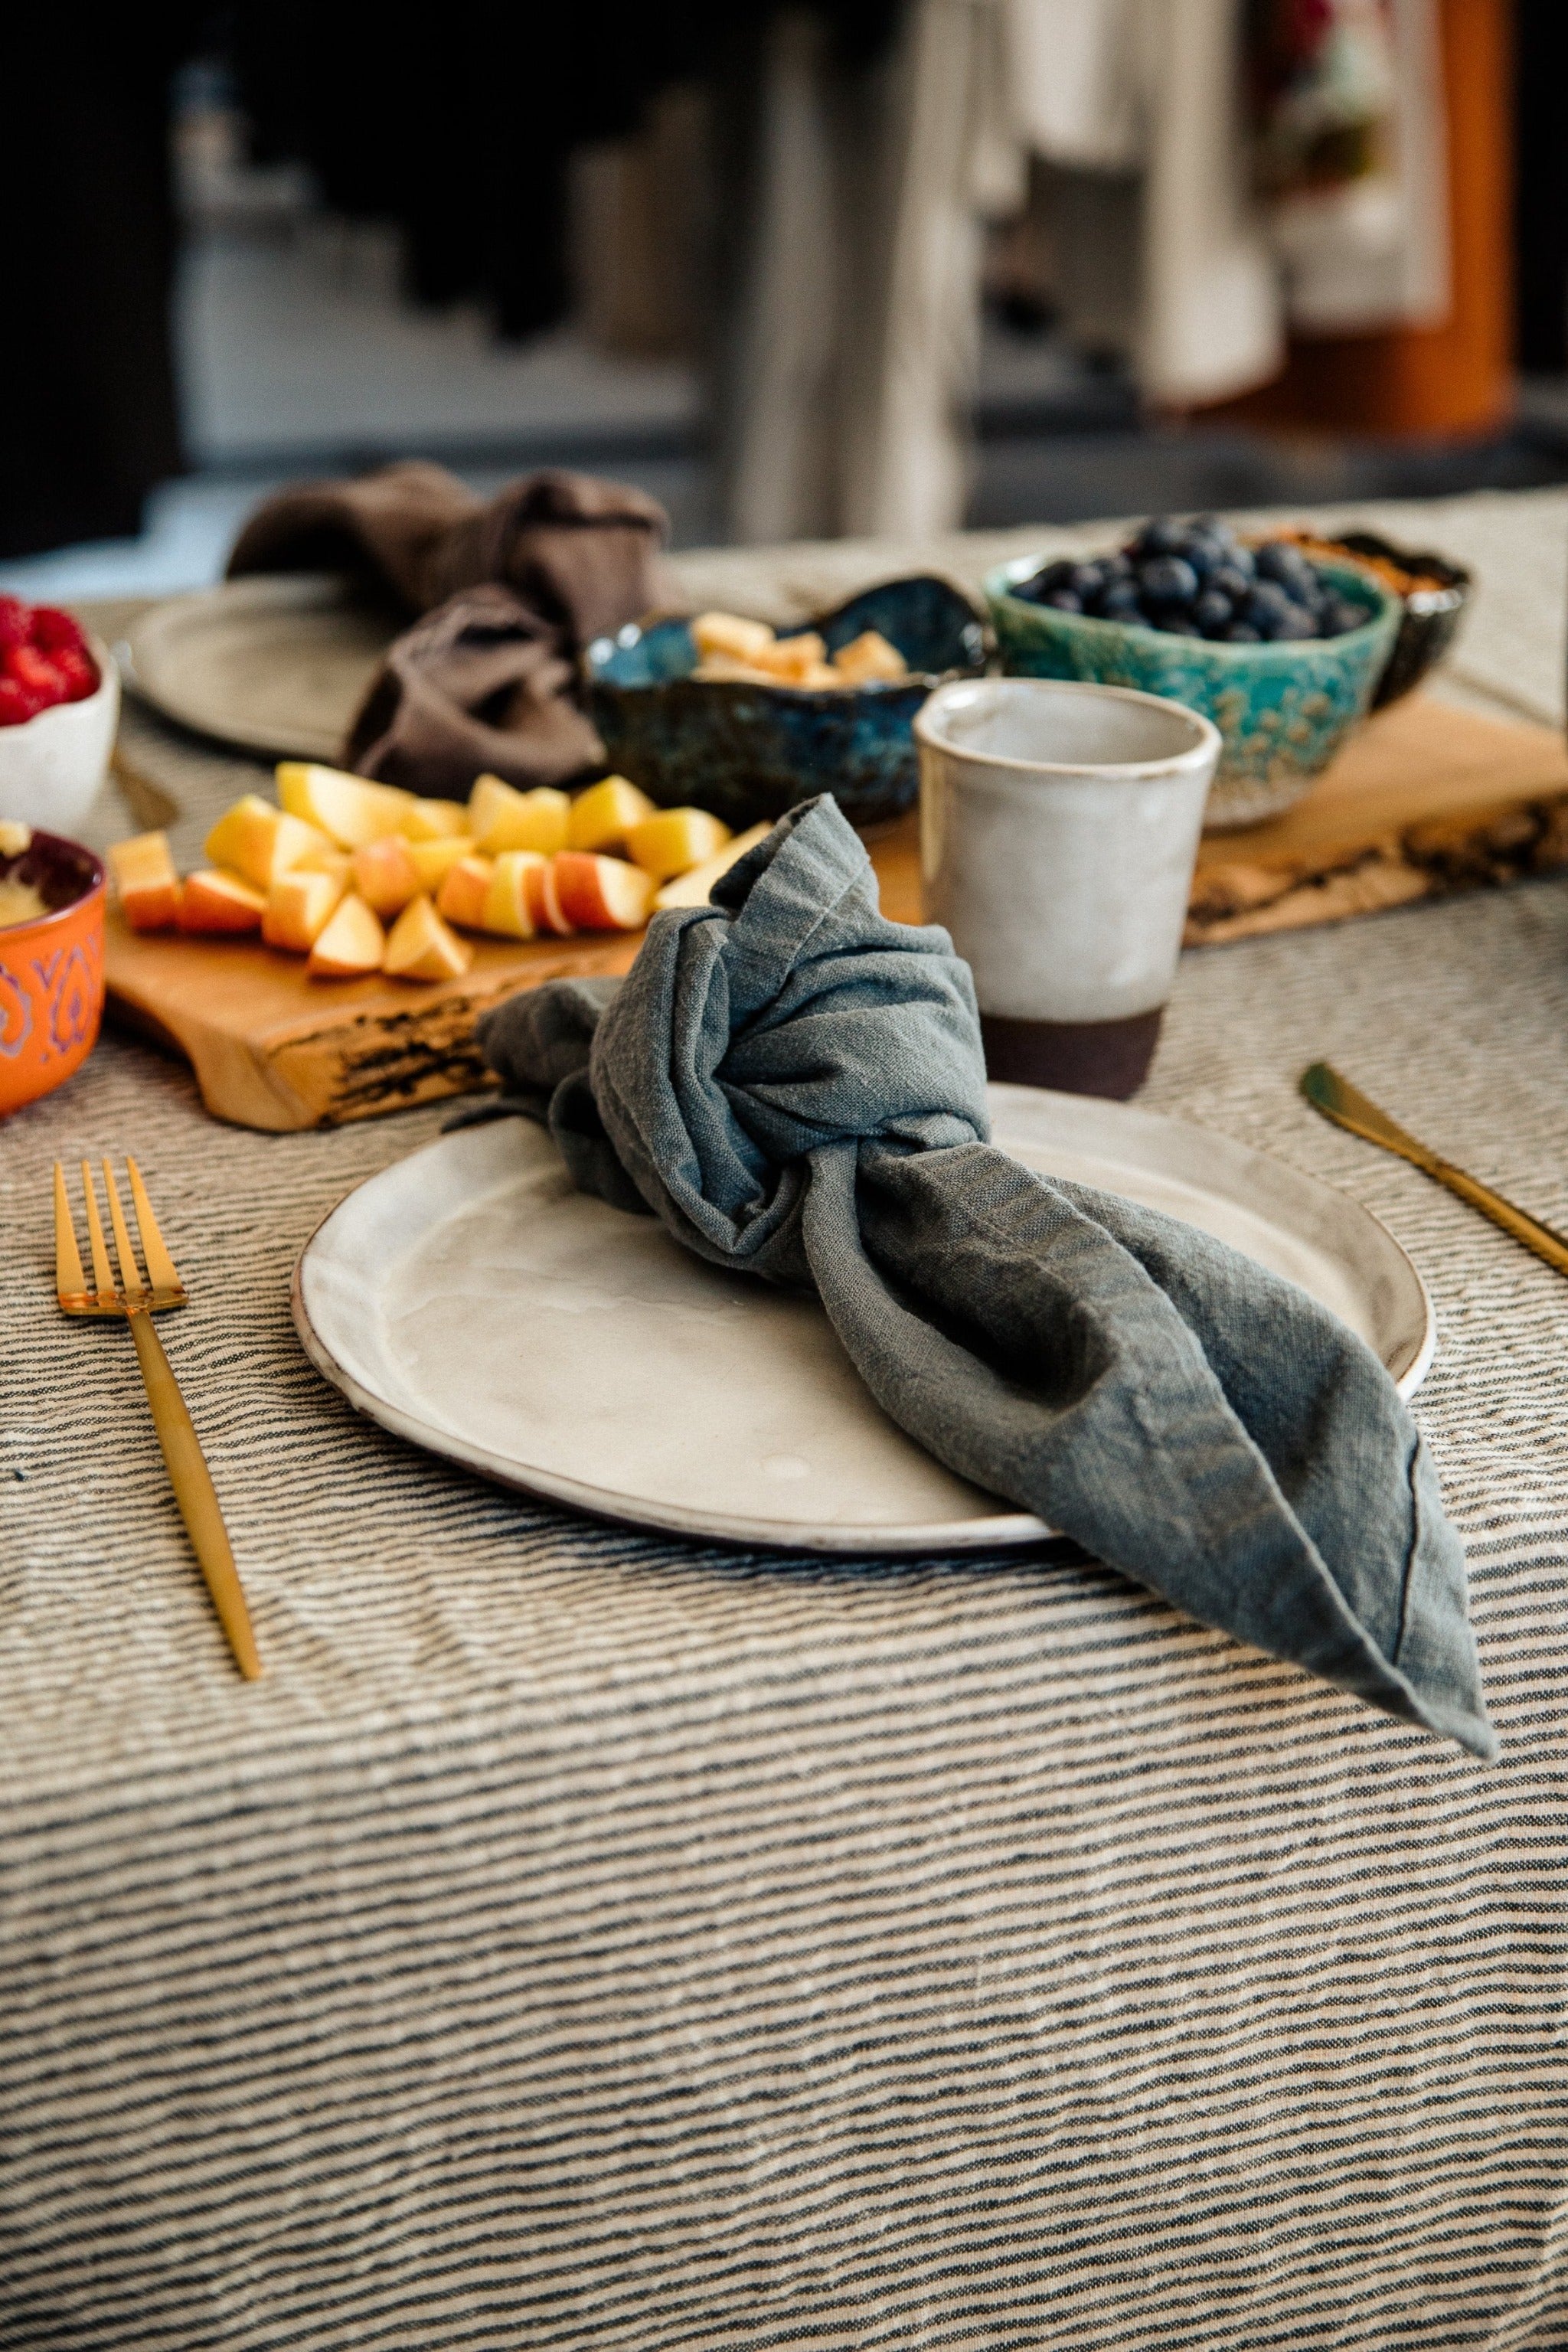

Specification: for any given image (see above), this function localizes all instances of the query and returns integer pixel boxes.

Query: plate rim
[122,572,396,761]
[290,1096,1435,1553]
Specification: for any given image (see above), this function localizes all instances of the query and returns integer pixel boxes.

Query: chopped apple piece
[831,627,908,683]
[353,835,421,918]
[692,611,776,663]
[565,775,657,853]
[553,851,653,932]
[178,869,267,934]
[436,853,495,930]
[276,761,416,848]
[295,841,353,884]
[407,836,473,892]
[384,893,472,982]
[482,851,545,939]
[108,831,182,931]
[262,867,346,952]
[400,797,471,841]
[469,775,570,856]
[524,856,573,936]
[652,822,773,910]
[0,820,31,858]
[205,795,332,890]
[309,893,386,978]
[751,631,827,681]
[626,807,732,881]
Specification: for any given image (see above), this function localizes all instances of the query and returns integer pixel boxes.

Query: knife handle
[1429,1159,1568,1279]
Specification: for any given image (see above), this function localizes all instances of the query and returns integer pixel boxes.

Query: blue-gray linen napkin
[475,794,1494,1756]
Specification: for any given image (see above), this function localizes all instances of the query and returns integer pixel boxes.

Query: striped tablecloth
[5,500,1568,2348]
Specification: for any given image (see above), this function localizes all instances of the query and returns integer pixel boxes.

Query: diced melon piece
[384,893,472,982]
[692,611,776,663]
[565,775,657,854]
[524,857,573,937]
[108,831,181,931]
[750,631,827,681]
[436,854,495,930]
[352,835,421,918]
[399,797,471,841]
[626,807,732,881]
[206,794,332,890]
[276,761,416,849]
[261,867,346,952]
[482,851,545,939]
[178,868,267,934]
[553,851,653,932]
[407,836,473,892]
[469,776,570,857]
[308,893,386,978]
[652,822,773,910]
[831,627,909,683]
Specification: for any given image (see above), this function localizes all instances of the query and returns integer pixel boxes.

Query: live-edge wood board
[103,691,1568,1132]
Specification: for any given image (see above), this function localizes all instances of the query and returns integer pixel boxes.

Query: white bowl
[0,632,119,835]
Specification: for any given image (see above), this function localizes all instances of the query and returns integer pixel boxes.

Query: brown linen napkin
[227,461,672,792]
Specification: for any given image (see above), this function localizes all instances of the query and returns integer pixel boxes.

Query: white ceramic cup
[914,678,1221,1096]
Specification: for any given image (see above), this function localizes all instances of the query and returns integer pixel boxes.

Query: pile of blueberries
[1013,515,1371,644]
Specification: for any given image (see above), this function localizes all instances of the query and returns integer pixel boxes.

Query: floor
[7,211,1568,602]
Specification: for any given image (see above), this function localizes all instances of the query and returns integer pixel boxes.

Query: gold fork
[54,1158,263,1679]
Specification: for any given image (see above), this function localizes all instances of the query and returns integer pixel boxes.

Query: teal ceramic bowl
[985,554,1402,828]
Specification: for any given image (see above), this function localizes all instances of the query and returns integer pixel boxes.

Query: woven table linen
[4,498,1568,2348]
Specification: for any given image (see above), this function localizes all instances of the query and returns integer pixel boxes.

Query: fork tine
[79,1160,116,1302]
[126,1158,181,1295]
[102,1161,146,1304]
[54,1163,87,1303]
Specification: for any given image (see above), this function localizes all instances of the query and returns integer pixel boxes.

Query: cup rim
[914,676,1223,782]
[0,828,106,939]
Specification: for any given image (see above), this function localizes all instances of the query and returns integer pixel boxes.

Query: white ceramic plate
[292,1085,1433,1553]
[122,575,399,761]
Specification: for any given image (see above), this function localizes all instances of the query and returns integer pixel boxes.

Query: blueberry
[1150,612,1194,634]
[1095,580,1142,620]
[1255,541,1318,597]
[1191,590,1232,636]
[1322,596,1366,636]
[1272,600,1319,641]
[1016,558,1076,603]
[1243,581,1292,629]
[1131,518,1189,559]
[1043,588,1083,612]
[1138,555,1200,606]
[1099,550,1134,583]
[1224,622,1262,642]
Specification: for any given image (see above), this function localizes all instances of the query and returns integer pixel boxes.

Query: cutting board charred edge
[104,691,1568,1132]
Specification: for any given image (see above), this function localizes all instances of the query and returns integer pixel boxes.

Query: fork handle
[126,1311,264,1680]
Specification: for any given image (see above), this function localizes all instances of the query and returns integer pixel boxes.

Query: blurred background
[4,0,1564,594]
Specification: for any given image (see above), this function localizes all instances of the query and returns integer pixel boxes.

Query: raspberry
[0,677,41,726]
[29,606,84,655]
[52,646,98,701]
[0,598,27,652]
[6,644,65,704]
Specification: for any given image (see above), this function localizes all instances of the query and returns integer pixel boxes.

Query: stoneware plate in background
[122,574,400,761]
[292,1086,1433,1553]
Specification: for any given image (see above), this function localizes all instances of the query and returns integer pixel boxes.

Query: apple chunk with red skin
[108,831,182,931]
[309,893,386,978]
[178,869,267,934]
[553,851,653,931]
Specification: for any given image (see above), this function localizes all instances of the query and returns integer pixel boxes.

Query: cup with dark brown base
[915,679,1220,1099]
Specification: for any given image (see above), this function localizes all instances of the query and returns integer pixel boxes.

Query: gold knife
[1300,1061,1568,1280]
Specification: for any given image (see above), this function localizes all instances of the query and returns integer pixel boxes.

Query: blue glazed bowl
[585,575,988,831]
[985,554,1402,829]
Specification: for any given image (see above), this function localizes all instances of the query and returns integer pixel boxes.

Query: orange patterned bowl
[0,829,106,1116]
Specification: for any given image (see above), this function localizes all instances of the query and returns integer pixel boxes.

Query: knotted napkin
[478,795,1495,1757]
[227,461,672,793]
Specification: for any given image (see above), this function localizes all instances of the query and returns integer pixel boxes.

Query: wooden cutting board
[104,691,1568,1132]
